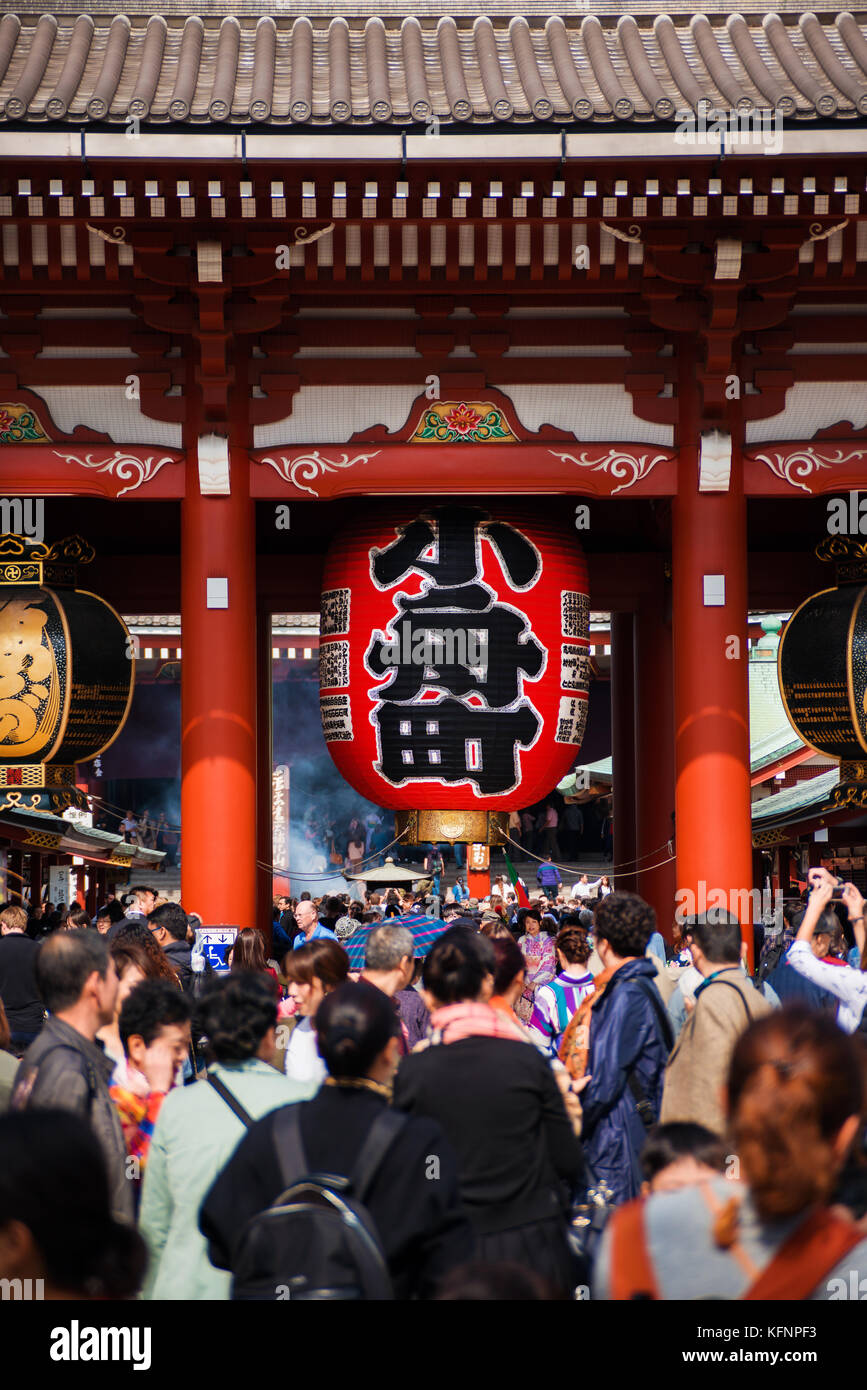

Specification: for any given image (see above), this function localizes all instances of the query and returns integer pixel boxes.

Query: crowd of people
[1,861,867,1301]
[114,810,179,868]
[295,794,613,884]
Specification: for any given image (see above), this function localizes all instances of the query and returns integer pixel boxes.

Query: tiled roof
[751,766,840,828]
[0,807,166,865]
[3,11,867,127]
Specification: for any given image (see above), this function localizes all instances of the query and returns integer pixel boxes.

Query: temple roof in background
[3,10,867,128]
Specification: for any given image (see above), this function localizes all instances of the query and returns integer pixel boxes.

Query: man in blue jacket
[536,855,562,894]
[580,893,673,1205]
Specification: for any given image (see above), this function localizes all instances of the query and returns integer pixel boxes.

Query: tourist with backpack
[527,926,595,1055]
[578,893,673,1206]
[139,973,314,1300]
[660,910,772,1136]
[199,980,472,1300]
[596,1007,867,1299]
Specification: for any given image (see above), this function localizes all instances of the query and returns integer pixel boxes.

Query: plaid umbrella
[342,912,451,969]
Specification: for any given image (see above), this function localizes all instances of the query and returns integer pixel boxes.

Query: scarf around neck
[419,1000,527,1048]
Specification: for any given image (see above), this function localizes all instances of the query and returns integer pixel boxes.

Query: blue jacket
[581,958,670,1205]
[537,863,562,889]
[764,958,835,1014]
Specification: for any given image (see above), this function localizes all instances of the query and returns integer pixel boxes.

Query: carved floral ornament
[259,442,673,497]
[260,450,382,497]
[410,402,517,444]
[52,450,178,497]
[747,445,867,493]
[546,448,672,494]
[0,404,50,444]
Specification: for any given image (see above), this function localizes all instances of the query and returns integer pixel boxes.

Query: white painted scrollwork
[547,448,671,495]
[260,450,380,497]
[52,450,176,497]
[749,446,855,493]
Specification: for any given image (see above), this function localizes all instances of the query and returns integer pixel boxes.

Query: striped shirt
[528,970,595,1052]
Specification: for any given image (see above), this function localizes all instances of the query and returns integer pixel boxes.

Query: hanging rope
[498,830,675,877]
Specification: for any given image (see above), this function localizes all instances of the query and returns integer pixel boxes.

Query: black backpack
[208,1077,407,1301]
[757,936,787,987]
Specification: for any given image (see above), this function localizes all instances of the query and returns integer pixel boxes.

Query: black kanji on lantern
[371,505,541,591]
[368,506,545,796]
[366,603,544,706]
[375,700,540,796]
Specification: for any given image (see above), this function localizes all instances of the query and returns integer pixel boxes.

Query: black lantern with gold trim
[0,534,135,813]
[778,535,867,810]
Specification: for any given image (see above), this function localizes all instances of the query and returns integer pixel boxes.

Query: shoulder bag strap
[697,1183,863,1300]
[271,1102,310,1193]
[207,1072,256,1130]
[608,1198,659,1301]
[744,1208,864,1301]
[349,1108,409,1204]
[628,977,675,1052]
[697,975,753,1027]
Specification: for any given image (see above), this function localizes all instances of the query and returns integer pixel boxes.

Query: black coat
[393,1035,584,1236]
[0,932,43,1034]
[12,1016,133,1224]
[105,913,149,942]
[199,1086,473,1300]
[163,939,193,993]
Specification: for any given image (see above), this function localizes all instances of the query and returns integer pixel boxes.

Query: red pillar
[181,448,257,928]
[634,575,677,934]
[610,611,637,894]
[672,442,752,959]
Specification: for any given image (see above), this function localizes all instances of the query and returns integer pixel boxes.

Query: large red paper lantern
[319,504,590,843]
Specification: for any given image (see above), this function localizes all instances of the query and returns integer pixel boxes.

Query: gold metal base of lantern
[831,761,867,810]
[0,764,79,789]
[396,809,509,846]
[0,764,88,814]
[841,761,867,782]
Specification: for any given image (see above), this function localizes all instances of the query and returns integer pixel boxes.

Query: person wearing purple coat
[396,981,430,1050]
